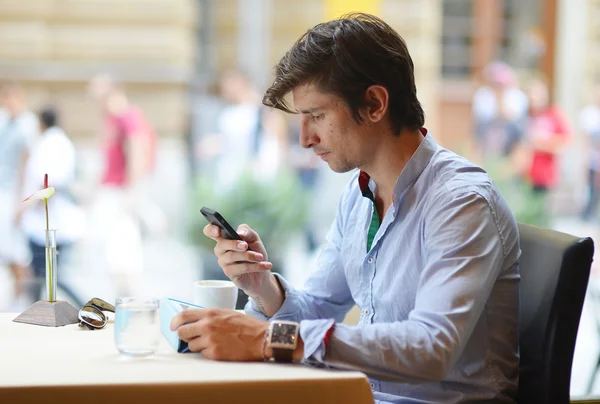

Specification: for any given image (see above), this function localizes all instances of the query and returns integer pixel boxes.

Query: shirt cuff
[242,274,336,366]
[244,296,269,321]
[244,273,303,321]
[299,318,336,366]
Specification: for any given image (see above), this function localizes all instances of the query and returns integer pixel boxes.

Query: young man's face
[292,83,372,173]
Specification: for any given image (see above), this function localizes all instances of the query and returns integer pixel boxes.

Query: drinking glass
[114,297,160,357]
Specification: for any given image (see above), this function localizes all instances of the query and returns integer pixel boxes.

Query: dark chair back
[518,223,594,403]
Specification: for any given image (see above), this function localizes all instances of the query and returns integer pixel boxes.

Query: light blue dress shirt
[246,133,520,403]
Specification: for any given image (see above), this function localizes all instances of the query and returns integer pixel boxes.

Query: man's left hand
[170,309,267,361]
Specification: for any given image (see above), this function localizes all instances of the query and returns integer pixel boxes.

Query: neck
[362,128,424,206]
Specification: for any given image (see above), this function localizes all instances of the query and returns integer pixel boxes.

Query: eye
[311,114,324,121]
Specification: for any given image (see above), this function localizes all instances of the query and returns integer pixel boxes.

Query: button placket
[366,253,376,322]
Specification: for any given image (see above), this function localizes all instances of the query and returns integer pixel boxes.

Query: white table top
[0,313,373,404]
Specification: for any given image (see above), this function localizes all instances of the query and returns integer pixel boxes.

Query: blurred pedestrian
[20,107,86,306]
[87,74,163,296]
[0,81,39,309]
[580,85,600,220]
[472,62,528,165]
[199,70,288,194]
[88,75,157,194]
[524,77,571,194]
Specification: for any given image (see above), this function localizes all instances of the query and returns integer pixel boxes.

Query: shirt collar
[357,128,438,202]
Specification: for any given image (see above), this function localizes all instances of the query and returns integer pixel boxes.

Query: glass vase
[45,229,57,302]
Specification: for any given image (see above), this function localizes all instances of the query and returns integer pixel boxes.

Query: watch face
[270,322,298,348]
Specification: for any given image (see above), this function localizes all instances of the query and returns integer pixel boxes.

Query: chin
[328,163,355,174]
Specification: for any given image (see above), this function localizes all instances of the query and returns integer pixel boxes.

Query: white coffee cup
[193,280,238,309]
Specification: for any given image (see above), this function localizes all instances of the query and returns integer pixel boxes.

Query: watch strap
[271,347,294,362]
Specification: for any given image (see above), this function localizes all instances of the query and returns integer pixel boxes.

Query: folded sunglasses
[78,298,115,330]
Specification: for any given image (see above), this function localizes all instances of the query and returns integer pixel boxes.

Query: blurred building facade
[207,0,598,161]
[0,0,196,140]
[0,0,598,145]
[0,0,598,213]
[436,0,600,214]
[439,0,554,152]
[581,0,600,113]
[210,0,441,137]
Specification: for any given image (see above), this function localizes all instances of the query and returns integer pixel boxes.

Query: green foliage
[484,158,551,227]
[188,169,309,263]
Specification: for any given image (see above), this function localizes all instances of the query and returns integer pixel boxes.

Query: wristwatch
[267,320,299,362]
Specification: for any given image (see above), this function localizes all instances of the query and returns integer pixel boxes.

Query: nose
[299,116,319,149]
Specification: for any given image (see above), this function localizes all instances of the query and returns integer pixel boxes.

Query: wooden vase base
[13,300,79,327]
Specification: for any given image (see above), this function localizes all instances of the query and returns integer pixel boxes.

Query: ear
[363,85,389,123]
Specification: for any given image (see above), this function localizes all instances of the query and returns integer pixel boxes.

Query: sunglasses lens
[79,306,106,328]
[90,298,115,313]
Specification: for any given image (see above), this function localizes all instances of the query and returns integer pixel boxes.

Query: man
[172,13,520,403]
[0,81,39,309]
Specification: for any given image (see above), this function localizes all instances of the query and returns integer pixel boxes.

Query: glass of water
[114,297,160,357]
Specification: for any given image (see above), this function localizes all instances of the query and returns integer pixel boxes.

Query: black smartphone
[200,207,245,242]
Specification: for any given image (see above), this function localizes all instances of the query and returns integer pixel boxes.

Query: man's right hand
[202,223,274,297]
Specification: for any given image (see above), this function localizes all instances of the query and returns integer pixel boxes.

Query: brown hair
[263,13,424,135]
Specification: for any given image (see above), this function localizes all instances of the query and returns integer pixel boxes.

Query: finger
[203,224,221,240]
[218,260,273,278]
[237,224,260,244]
[214,239,249,256]
[187,336,210,353]
[176,323,198,342]
[219,250,265,266]
[170,308,206,331]
[177,311,229,343]
[188,334,223,358]
[177,320,206,342]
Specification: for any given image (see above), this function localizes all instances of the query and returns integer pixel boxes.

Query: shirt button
[370,383,375,388]
[364,309,369,315]
[367,257,373,263]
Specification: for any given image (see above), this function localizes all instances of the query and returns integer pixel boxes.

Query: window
[441,0,473,78]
